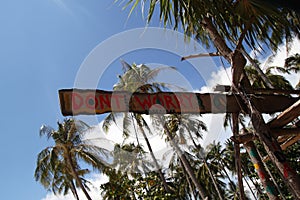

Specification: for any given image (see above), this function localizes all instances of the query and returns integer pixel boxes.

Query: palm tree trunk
[244,140,280,200]
[232,113,246,200]
[158,116,208,200]
[188,130,222,199]
[64,148,93,200]
[203,159,223,200]
[202,17,232,62]
[178,159,197,200]
[178,150,208,200]
[136,119,172,193]
[243,176,258,200]
[219,161,235,189]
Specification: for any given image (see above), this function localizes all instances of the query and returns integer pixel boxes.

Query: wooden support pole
[280,134,300,151]
[268,99,300,128]
[263,133,300,162]
[231,128,300,144]
[214,85,300,95]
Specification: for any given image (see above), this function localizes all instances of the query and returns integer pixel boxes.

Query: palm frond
[102,113,117,133]
[285,53,300,73]
[296,80,300,89]
[117,0,300,55]
[39,125,54,138]
[75,145,111,170]
[146,66,177,80]
[120,59,132,72]
[122,113,133,138]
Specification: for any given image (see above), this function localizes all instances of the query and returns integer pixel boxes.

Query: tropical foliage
[121,0,300,53]
[35,119,109,200]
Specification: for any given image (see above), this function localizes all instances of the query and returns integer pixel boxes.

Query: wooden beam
[268,99,300,128]
[239,127,300,163]
[214,85,300,95]
[252,89,300,95]
[263,135,300,162]
[59,89,299,116]
[280,135,300,150]
[231,128,300,144]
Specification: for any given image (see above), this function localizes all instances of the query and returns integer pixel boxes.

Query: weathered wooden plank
[263,133,300,162]
[214,85,300,95]
[280,135,300,150]
[59,89,299,116]
[268,99,300,128]
[232,128,300,144]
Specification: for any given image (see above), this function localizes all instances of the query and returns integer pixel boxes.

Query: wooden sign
[59,89,299,116]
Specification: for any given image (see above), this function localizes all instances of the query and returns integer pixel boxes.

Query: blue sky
[0,1,220,199]
[0,1,148,199]
[1,1,299,200]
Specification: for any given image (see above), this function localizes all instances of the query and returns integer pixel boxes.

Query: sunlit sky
[0,1,299,200]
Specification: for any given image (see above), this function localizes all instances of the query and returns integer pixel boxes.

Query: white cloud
[262,38,300,87]
[202,114,230,146]
[199,67,232,93]
[195,67,232,146]
[266,39,300,67]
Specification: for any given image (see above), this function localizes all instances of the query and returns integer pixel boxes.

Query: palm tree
[35,118,109,200]
[204,142,237,199]
[161,114,207,199]
[284,53,300,89]
[245,61,294,90]
[162,114,206,146]
[103,61,176,193]
[110,143,154,175]
[284,53,300,73]
[101,143,148,200]
[156,114,208,199]
[195,146,226,199]
[161,113,215,199]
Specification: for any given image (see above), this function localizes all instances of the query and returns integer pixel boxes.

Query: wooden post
[268,99,300,128]
[231,128,300,144]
